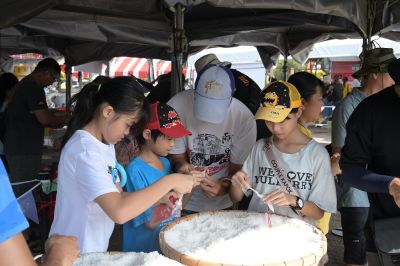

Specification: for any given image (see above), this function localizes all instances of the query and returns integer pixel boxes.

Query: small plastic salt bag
[149,195,182,225]
[171,196,182,218]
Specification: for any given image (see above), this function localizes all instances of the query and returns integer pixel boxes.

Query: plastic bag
[149,195,182,225]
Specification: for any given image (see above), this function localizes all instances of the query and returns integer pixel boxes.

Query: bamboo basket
[160,210,327,266]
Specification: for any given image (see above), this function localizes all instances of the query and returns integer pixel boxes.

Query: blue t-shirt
[0,161,29,243]
[122,156,174,252]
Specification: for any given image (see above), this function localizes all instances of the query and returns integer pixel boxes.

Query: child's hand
[231,170,249,189]
[171,173,203,194]
[200,177,228,198]
[190,172,204,187]
[262,188,296,207]
[189,170,206,186]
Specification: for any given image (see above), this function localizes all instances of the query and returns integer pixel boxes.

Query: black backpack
[230,69,261,115]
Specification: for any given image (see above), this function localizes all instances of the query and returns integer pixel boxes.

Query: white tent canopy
[308,38,400,61]
[187,38,400,69]
[187,46,262,66]
[187,46,266,88]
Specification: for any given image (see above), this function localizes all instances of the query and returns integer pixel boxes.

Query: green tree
[272,59,306,81]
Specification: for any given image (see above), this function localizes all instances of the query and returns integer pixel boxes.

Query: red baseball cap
[147,102,192,138]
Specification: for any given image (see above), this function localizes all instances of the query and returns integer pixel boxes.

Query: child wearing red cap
[123,101,196,253]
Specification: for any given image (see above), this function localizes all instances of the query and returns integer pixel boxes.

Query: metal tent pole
[65,64,72,104]
[168,3,187,98]
[283,54,288,81]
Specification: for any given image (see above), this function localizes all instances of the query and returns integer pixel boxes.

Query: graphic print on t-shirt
[189,133,232,176]
[255,167,313,191]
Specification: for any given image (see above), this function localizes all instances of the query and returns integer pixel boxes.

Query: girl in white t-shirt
[230,81,336,224]
[50,77,202,253]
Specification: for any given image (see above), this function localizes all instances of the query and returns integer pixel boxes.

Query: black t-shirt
[230,69,272,140]
[4,78,48,155]
[341,86,400,219]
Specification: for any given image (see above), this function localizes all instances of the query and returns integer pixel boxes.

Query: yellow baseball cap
[255,81,302,123]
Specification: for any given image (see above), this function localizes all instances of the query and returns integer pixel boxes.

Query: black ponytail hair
[288,71,324,102]
[62,76,150,148]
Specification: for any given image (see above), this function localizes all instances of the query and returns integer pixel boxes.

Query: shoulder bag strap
[263,138,301,215]
[263,138,298,197]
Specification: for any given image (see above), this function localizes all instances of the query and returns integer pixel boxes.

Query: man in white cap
[195,54,269,143]
[168,64,256,215]
[195,53,262,115]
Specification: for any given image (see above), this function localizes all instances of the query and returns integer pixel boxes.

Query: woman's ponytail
[61,82,99,148]
[61,77,149,148]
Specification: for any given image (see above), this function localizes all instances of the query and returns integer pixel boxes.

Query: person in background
[0,158,79,266]
[342,76,352,99]
[340,52,399,266]
[230,81,336,225]
[332,48,395,266]
[4,58,70,194]
[329,75,344,105]
[316,64,326,80]
[168,65,256,215]
[288,71,332,235]
[288,71,325,136]
[0,72,18,111]
[147,73,183,104]
[123,101,196,253]
[0,72,18,169]
[50,77,202,253]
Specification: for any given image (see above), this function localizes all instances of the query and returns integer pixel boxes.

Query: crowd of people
[0,49,399,266]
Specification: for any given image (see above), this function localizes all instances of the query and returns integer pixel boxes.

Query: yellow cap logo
[263,92,278,106]
[204,80,222,96]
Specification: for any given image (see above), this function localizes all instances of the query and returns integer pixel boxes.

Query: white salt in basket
[160,211,327,266]
[74,251,183,266]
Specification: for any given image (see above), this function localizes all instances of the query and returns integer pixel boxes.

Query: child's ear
[142,129,151,140]
[102,105,114,119]
[296,108,303,119]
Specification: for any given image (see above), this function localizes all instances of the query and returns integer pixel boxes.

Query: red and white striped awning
[154,59,171,77]
[109,57,173,80]
[109,57,149,79]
